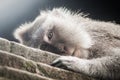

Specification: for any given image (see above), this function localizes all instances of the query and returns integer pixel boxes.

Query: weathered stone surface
[0,38,10,52]
[0,50,94,80]
[0,50,38,73]
[10,41,59,64]
[0,38,96,80]
[0,38,59,64]
[0,66,55,80]
[10,42,30,58]
[27,48,59,64]
[0,77,10,80]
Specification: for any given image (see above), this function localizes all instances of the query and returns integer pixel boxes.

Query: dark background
[0,0,119,41]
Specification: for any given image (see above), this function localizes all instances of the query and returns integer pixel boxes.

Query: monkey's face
[29,20,76,56]
[26,16,92,57]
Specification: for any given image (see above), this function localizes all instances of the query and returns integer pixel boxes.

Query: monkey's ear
[13,22,32,43]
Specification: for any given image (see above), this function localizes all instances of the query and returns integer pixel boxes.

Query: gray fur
[13,8,120,80]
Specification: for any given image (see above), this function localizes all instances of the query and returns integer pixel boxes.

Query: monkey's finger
[51,60,61,66]
[51,61,68,70]
[51,59,66,67]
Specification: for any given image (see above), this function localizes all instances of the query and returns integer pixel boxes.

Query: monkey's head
[13,8,93,57]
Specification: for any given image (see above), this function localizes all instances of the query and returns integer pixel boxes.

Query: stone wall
[0,38,95,80]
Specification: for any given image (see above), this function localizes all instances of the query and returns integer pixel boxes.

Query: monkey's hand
[51,56,89,73]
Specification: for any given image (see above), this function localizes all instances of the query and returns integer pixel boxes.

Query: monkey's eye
[48,31,53,40]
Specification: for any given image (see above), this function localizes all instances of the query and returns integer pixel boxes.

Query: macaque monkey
[13,8,120,80]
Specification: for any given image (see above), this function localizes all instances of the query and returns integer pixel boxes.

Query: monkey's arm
[51,55,120,79]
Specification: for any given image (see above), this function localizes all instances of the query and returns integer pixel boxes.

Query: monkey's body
[84,21,120,58]
[14,8,120,80]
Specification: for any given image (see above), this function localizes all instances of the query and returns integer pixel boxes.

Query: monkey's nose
[58,46,67,53]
